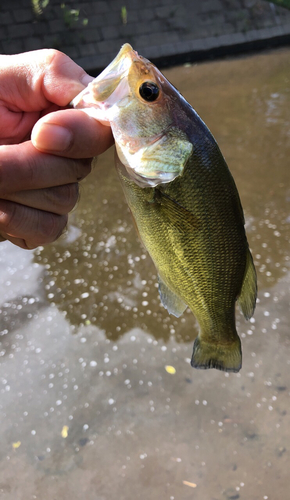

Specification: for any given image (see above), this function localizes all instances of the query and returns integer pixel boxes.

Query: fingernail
[32,123,73,153]
[81,74,94,87]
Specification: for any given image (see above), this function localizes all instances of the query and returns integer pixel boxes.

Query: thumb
[31,108,114,159]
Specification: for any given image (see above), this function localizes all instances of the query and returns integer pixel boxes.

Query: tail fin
[191,335,242,373]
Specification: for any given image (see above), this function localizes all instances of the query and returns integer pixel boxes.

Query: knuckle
[45,183,79,214]
[0,163,3,194]
[24,154,37,186]
[0,200,20,233]
[36,212,68,245]
[0,143,41,195]
[42,48,67,68]
[0,200,68,247]
[65,183,79,211]
[43,49,86,106]
[76,158,92,181]
[0,146,16,195]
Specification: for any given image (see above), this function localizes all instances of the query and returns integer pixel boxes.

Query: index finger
[0,141,92,195]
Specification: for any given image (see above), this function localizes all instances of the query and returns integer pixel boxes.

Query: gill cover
[116,127,193,187]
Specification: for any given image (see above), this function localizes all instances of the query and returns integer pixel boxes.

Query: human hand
[0,49,113,249]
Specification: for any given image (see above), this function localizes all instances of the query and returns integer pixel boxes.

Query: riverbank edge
[82,25,290,75]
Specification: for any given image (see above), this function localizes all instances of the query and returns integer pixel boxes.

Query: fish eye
[139,82,160,102]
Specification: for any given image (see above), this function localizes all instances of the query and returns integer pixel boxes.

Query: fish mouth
[70,44,137,124]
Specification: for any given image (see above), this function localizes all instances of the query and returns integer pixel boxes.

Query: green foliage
[61,4,79,27]
[60,3,88,28]
[265,0,290,9]
[31,0,49,16]
[31,0,88,28]
[121,6,127,24]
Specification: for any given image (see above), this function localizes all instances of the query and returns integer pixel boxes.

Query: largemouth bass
[72,44,257,373]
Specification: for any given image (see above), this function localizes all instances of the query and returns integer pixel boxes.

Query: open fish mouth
[71,44,137,124]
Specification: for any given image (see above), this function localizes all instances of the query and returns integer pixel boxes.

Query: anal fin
[158,275,187,318]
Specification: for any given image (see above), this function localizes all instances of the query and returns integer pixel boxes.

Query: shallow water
[0,47,289,500]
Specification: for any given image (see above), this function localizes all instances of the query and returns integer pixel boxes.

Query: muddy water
[0,48,289,500]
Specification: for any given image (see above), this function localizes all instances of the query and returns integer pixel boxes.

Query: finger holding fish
[32,108,113,159]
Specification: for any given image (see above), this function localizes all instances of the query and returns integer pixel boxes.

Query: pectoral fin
[158,275,187,317]
[155,190,199,232]
[238,249,257,320]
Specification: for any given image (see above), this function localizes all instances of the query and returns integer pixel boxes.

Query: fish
[71,43,257,373]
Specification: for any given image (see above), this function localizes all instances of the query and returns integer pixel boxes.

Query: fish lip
[69,87,110,124]
[71,44,136,106]
[70,43,136,118]
[70,76,131,126]
[93,43,136,83]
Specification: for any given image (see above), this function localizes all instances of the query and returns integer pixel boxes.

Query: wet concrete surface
[0,47,290,499]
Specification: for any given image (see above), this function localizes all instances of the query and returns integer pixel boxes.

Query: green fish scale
[118,138,248,344]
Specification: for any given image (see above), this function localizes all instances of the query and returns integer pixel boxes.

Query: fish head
[72,44,193,187]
